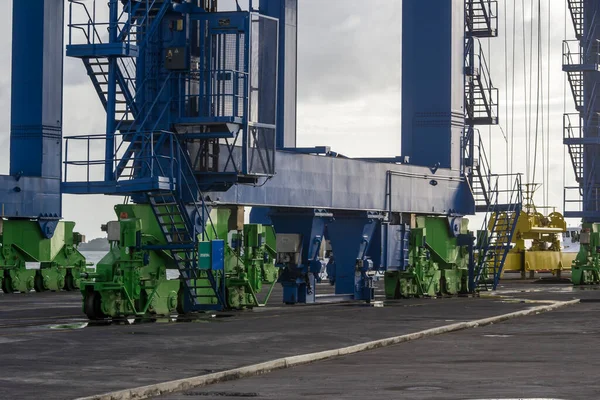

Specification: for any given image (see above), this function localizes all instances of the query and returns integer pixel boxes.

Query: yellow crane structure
[494,184,575,278]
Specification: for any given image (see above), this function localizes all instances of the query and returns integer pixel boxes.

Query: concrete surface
[161,300,600,400]
[0,280,597,399]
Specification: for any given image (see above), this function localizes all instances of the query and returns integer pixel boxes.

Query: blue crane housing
[6,0,526,315]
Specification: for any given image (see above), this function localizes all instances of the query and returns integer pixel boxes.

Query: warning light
[120,212,128,220]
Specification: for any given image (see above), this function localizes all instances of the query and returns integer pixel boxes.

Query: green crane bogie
[571,223,600,285]
[385,216,470,299]
[0,220,86,293]
[81,205,278,319]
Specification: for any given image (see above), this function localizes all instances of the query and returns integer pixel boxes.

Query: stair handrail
[68,1,105,46]
[474,130,493,197]
[113,64,159,132]
[473,174,499,285]
[113,73,174,179]
[472,172,522,289]
[563,113,584,182]
[167,133,219,240]
[472,38,498,120]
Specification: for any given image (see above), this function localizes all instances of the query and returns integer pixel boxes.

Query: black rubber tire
[64,273,75,292]
[2,275,14,294]
[176,289,187,315]
[84,291,105,320]
[34,273,45,293]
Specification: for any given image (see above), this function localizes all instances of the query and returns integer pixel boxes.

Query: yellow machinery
[494,184,575,278]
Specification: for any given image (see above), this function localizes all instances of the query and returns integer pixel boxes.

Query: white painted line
[76,299,580,400]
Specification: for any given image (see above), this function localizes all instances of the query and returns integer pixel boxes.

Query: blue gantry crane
[563,0,600,284]
[564,0,600,220]
[8,0,522,314]
[0,1,88,294]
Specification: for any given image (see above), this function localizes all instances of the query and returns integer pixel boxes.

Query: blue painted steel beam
[62,177,174,195]
[259,0,297,149]
[326,212,381,300]
[261,208,331,304]
[212,151,474,216]
[11,0,63,181]
[401,0,464,170]
[281,147,331,155]
[0,176,61,220]
[7,0,63,221]
[582,0,600,222]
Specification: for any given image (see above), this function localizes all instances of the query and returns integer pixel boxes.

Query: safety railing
[565,184,600,218]
[564,186,585,213]
[563,39,600,67]
[563,40,582,66]
[68,0,165,49]
[64,131,218,237]
[176,69,249,121]
[64,131,174,185]
[68,0,106,46]
[564,113,583,141]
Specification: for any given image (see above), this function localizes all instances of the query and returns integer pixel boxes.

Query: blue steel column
[326,212,381,301]
[7,0,63,225]
[259,0,297,149]
[583,0,600,221]
[10,1,64,182]
[401,0,464,170]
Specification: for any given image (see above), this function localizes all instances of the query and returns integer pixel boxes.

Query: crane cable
[522,0,530,184]
[546,2,551,208]
[504,0,508,201]
[532,0,541,195]
[531,0,551,206]
[510,0,517,178]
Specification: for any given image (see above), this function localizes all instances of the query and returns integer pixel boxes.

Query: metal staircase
[564,113,584,185]
[465,37,499,125]
[82,58,138,125]
[565,69,584,111]
[465,0,498,38]
[568,0,584,40]
[472,174,522,290]
[463,0,520,290]
[145,135,227,312]
[68,0,171,130]
[147,190,226,312]
[466,128,523,291]
[469,129,493,211]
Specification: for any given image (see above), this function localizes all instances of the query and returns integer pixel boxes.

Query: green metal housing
[571,223,600,285]
[81,205,278,319]
[384,217,470,299]
[0,220,86,293]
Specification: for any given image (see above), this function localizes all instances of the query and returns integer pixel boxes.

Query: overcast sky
[0,0,578,238]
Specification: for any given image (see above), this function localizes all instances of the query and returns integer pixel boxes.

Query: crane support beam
[4,0,63,224]
[401,0,465,170]
[259,0,298,149]
[211,150,473,216]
